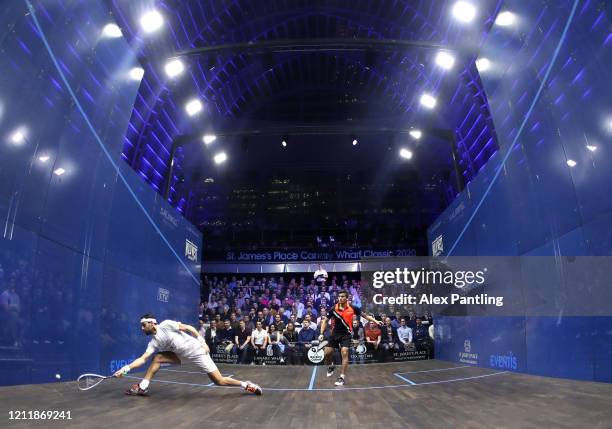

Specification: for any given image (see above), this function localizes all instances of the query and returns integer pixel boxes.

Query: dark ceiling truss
[162,124,465,202]
[109,0,502,224]
[193,48,449,119]
[165,0,451,47]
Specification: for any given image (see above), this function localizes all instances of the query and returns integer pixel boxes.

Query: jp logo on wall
[432,234,444,256]
[185,239,198,262]
[458,339,478,365]
[157,287,169,302]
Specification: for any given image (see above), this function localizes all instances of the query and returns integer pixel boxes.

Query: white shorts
[190,352,218,374]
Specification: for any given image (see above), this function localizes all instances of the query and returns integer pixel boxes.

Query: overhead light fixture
[476,58,491,72]
[352,139,358,146]
[214,152,227,164]
[409,129,422,140]
[10,130,26,145]
[399,148,413,160]
[102,23,122,38]
[586,145,597,152]
[452,1,477,23]
[164,59,184,78]
[129,67,144,81]
[38,155,50,163]
[435,51,455,70]
[281,140,287,147]
[495,11,516,27]
[140,10,164,33]
[420,93,437,109]
[203,134,216,145]
[185,99,203,116]
[566,159,576,167]
[54,167,66,176]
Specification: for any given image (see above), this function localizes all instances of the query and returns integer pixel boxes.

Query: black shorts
[327,332,352,349]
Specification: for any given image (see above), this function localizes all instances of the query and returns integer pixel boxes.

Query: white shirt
[314,269,328,284]
[145,320,203,359]
[397,326,413,343]
[251,328,268,346]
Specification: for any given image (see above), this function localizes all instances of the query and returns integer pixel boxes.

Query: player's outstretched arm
[179,322,209,352]
[362,312,383,326]
[113,351,153,377]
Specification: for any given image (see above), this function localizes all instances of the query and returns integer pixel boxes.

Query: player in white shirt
[113,314,262,396]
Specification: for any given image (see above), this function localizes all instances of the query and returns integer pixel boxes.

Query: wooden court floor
[2,360,611,429]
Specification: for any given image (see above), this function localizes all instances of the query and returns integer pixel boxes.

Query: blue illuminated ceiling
[108,0,503,250]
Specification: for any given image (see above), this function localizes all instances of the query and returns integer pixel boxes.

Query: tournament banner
[210,344,239,364]
[219,247,417,262]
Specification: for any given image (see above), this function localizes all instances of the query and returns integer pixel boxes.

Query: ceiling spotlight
[435,51,455,70]
[566,159,577,167]
[102,23,122,38]
[420,93,437,109]
[399,148,413,160]
[129,67,144,81]
[409,129,422,140]
[476,58,491,72]
[53,167,66,176]
[281,140,287,147]
[203,134,216,145]
[164,59,184,78]
[452,1,477,23]
[10,130,26,145]
[185,99,203,116]
[140,10,164,33]
[38,155,50,163]
[586,145,597,152]
[495,11,516,27]
[352,139,358,146]
[214,152,227,164]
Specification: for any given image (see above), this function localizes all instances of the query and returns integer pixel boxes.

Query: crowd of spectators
[198,272,434,364]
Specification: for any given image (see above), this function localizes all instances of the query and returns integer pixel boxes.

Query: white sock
[139,379,150,390]
[340,374,345,378]
[240,381,247,388]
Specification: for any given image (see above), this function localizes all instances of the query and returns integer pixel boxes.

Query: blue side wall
[0,0,201,385]
[428,0,612,382]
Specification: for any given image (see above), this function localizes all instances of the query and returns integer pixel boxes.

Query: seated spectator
[234,320,252,363]
[274,314,286,332]
[229,312,240,331]
[380,317,399,359]
[218,320,235,353]
[391,311,403,329]
[414,318,431,349]
[262,307,274,326]
[397,318,413,351]
[278,306,289,323]
[250,320,269,365]
[283,322,299,365]
[204,319,219,350]
[364,321,381,352]
[297,320,316,364]
[351,319,366,363]
[198,319,207,338]
[268,324,284,362]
